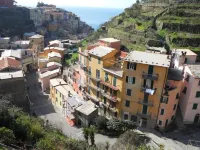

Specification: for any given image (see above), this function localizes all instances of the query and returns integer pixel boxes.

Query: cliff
[0,7,35,37]
[0,6,94,40]
[81,0,200,52]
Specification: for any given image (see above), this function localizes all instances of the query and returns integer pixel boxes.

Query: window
[88,55,91,61]
[60,101,61,106]
[160,109,164,115]
[176,93,180,99]
[162,97,168,104]
[105,73,108,82]
[183,87,187,94]
[124,113,129,120]
[98,58,101,64]
[173,104,177,111]
[56,90,57,94]
[171,115,174,121]
[125,100,130,107]
[158,120,162,125]
[184,58,188,64]
[196,91,200,98]
[104,97,106,104]
[193,103,198,110]
[97,82,100,88]
[148,65,154,74]
[60,93,62,98]
[56,98,58,102]
[88,67,91,75]
[113,76,117,86]
[126,89,132,96]
[126,76,135,84]
[127,62,137,70]
[198,80,200,86]
[185,75,190,82]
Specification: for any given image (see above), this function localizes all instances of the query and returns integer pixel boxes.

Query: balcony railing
[87,74,101,81]
[100,80,119,91]
[101,91,117,102]
[87,83,101,91]
[137,100,154,107]
[141,86,156,95]
[142,72,158,80]
[137,111,151,118]
[85,92,100,105]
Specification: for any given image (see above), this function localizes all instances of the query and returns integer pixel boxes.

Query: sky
[16,0,136,9]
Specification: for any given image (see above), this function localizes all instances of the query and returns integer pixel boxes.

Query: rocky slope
[80,0,200,53]
[0,7,35,37]
[0,6,93,40]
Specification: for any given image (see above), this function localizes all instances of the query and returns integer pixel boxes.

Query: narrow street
[26,72,117,145]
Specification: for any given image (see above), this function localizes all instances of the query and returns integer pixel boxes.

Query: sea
[62,6,124,30]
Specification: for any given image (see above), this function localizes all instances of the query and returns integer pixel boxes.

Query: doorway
[194,114,200,124]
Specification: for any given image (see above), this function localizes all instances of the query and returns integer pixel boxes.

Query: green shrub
[0,127,15,144]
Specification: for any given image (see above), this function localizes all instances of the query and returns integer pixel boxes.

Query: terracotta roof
[120,51,128,58]
[0,57,21,71]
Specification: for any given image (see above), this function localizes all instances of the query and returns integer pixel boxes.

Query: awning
[100,80,119,91]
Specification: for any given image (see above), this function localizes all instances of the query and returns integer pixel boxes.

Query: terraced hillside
[81,1,200,53]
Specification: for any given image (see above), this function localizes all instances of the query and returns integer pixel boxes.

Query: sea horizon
[61,6,124,30]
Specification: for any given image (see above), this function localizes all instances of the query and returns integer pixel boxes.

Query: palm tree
[89,126,96,145]
[82,128,89,144]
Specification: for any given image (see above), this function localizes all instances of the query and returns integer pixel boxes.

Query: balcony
[87,74,101,82]
[100,80,119,91]
[141,87,156,95]
[85,92,99,105]
[137,100,154,107]
[78,61,87,69]
[101,91,117,102]
[142,72,158,80]
[87,83,101,91]
[137,111,151,118]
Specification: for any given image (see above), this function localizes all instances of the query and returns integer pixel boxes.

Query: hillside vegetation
[81,0,200,52]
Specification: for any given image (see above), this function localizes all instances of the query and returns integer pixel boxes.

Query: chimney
[59,81,61,85]
[184,52,187,55]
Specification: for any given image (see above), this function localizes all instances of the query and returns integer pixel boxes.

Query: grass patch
[65,52,78,66]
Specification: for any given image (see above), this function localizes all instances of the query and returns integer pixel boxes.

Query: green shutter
[132,77,135,84]
[143,79,146,87]
[127,62,130,69]
[151,81,154,89]
[126,76,128,83]
[134,64,137,70]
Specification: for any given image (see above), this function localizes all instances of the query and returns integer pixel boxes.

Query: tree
[0,127,15,144]
[82,128,89,144]
[89,126,96,145]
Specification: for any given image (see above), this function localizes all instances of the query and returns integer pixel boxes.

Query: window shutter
[127,62,130,69]
[143,79,146,87]
[134,63,137,70]
[151,81,154,89]
[126,76,128,83]
[132,77,135,84]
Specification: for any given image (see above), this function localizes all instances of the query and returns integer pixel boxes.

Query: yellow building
[86,46,123,119]
[38,47,64,69]
[122,51,171,128]
[50,78,76,109]
[29,34,44,68]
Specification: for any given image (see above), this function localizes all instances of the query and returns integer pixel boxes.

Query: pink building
[39,62,61,91]
[158,68,183,129]
[180,64,200,124]
[171,49,200,124]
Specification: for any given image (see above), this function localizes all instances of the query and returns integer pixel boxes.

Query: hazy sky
[16,0,136,8]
